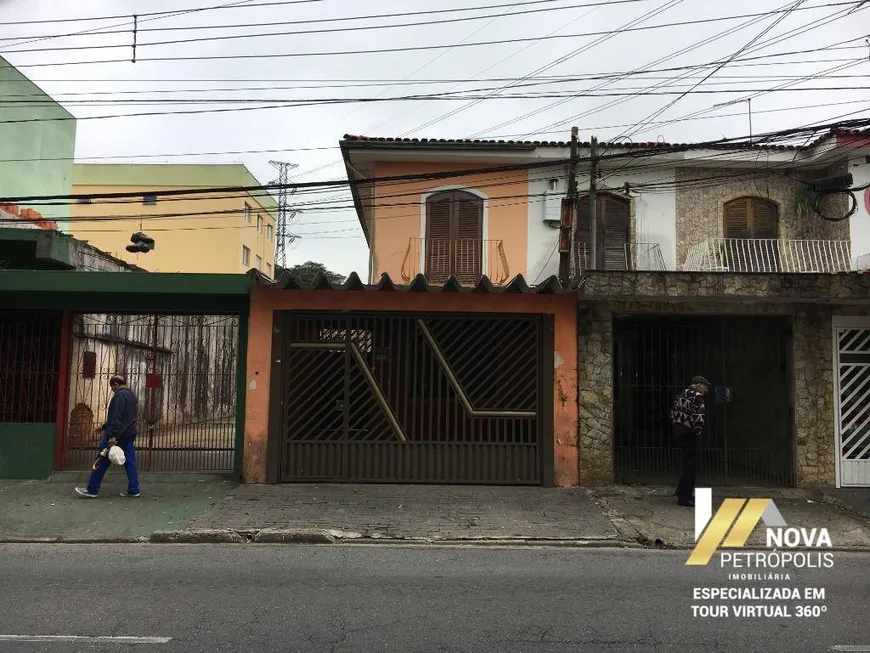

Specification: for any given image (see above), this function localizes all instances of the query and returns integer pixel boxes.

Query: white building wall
[526,166,678,281]
[850,158,870,269]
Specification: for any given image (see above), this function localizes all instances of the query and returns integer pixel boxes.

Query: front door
[834,318,870,487]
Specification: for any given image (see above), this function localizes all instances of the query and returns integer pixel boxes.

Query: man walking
[669,376,711,508]
[76,375,140,498]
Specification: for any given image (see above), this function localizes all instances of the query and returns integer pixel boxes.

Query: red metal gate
[63,313,240,471]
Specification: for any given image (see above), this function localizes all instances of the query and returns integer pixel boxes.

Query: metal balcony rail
[401,238,510,285]
[682,238,853,273]
[573,242,667,273]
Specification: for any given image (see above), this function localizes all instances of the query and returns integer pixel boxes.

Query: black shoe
[678,500,695,508]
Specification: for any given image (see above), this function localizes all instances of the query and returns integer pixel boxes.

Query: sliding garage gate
[272,312,551,485]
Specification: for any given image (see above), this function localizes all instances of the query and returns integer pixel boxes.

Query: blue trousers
[87,436,140,496]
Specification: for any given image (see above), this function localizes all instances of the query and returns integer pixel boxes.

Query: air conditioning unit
[543,180,561,229]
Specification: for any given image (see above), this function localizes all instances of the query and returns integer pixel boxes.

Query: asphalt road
[0,544,867,652]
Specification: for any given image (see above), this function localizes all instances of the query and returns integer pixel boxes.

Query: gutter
[339,142,371,247]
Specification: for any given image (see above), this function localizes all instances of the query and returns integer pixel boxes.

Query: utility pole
[588,136,600,270]
[269,160,299,270]
[559,126,579,285]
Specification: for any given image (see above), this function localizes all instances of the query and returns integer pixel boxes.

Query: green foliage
[276,261,345,285]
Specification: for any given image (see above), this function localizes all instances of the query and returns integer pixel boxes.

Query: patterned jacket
[670,386,706,436]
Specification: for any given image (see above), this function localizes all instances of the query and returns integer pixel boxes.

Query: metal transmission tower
[269,160,299,269]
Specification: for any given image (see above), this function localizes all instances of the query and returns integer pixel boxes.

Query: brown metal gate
[272,312,550,485]
[612,315,794,486]
[63,313,240,471]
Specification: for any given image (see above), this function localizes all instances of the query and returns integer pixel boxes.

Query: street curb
[148,528,336,544]
[0,536,149,544]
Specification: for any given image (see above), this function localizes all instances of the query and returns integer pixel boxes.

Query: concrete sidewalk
[0,472,236,542]
[187,484,622,544]
[590,485,870,550]
[1,474,868,549]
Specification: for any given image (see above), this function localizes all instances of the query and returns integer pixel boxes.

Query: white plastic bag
[108,445,126,466]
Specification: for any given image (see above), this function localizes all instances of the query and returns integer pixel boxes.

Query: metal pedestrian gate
[63,313,240,471]
[834,318,870,487]
[271,312,551,485]
[612,315,794,486]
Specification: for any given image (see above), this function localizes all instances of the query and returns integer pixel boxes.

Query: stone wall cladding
[579,270,870,302]
[577,304,614,485]
[575,271,870,488]
[674,166,850,268]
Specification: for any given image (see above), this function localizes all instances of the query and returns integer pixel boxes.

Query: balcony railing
[575,242,667,273]
[682,238,852,273]
[401,238,510,285]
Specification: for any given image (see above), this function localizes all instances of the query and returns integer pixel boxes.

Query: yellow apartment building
[69,164,278,276]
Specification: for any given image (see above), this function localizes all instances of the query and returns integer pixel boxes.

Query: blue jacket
[102,388,139,440]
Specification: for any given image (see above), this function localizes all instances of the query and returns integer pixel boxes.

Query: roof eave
[339,140,370,246]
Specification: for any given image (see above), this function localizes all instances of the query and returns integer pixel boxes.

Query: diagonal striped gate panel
[836,325,870,487]
[278,312,546,484]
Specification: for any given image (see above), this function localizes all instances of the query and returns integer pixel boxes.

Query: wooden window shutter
[575,194,628,270]
[750,198,778,239]
[453,193,483,283]
[425,190,483,283]
[602,195,630,271]
[425,193,452,283]
[723,198,751,239]
[575,196,591,271]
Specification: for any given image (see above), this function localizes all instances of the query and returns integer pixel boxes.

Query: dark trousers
[87,436,139,496]
[674,426,699,504]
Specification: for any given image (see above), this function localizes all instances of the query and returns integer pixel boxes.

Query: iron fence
[682,238,852,273]
[0,311,61,423]
[64,313,240,471]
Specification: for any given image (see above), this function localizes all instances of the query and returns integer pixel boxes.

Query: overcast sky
[1,0,867,276]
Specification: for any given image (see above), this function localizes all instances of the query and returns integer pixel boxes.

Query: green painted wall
[0,424,56,479]
[0,57,76,229]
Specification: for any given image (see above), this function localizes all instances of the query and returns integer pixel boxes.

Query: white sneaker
[75,487,97,498]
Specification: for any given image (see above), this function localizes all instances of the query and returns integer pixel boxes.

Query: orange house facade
[340,137,556,286]
[240,135,581,487]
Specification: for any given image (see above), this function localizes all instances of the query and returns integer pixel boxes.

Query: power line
[0,81,866,125]
[1,95,862,166]
[0,0,263,53]
[291,0,617,183]
[0,0,330,26]
[5,86,868,105]
[25,2,863,65]
[0,0,658,44]
[9,0,860,55]
[3,118,865,207]
[400,0,688,138]
[523,3,868,137]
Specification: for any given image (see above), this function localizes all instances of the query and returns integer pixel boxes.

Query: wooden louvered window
[722,197,779,272]
[425,190,483,284]
[575,193,630,271]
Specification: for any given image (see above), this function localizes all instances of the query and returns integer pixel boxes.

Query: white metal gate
[833,318,870,487]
